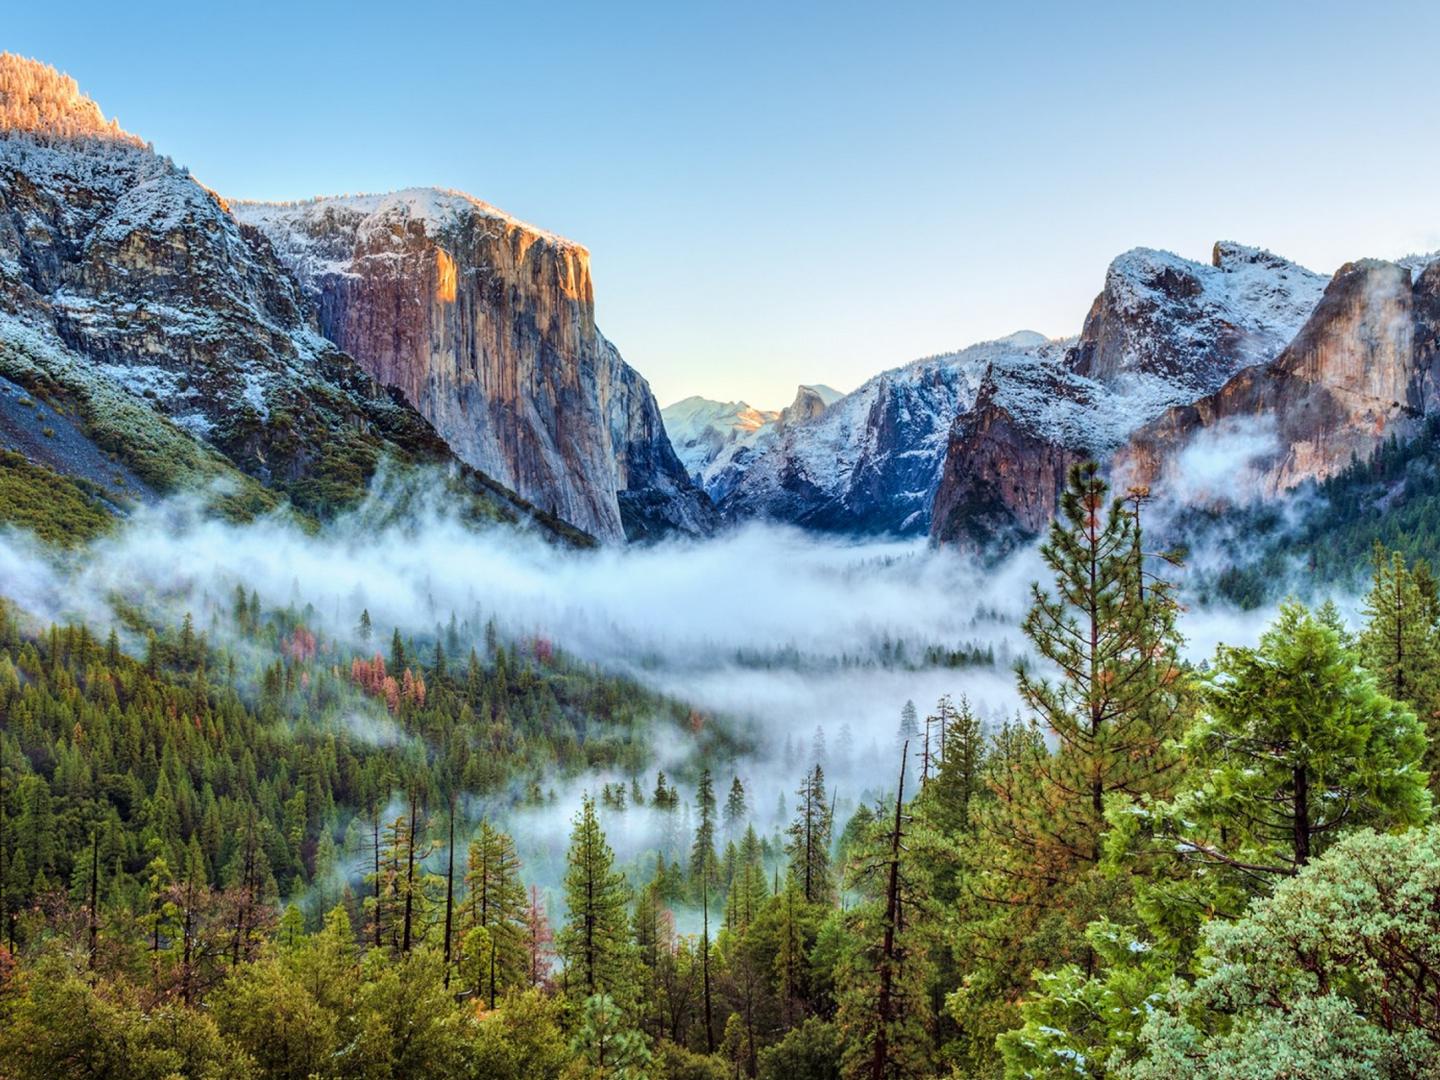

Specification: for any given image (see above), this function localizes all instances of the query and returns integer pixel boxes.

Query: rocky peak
[1070,242,1327,397]
[1114,257,1429,502]
[235,191,714,542]
[0,58,586,540]
[776,384,835,429]
[932,244,1330,548]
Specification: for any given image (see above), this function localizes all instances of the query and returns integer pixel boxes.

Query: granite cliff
[235,192,714,542]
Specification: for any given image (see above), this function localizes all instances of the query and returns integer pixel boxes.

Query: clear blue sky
[10,1,1440,408]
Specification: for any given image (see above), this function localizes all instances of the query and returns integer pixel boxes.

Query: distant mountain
[662,396,782,483]
[0,54,590,543]
[662,384,844,492]
[709,337,1045,535]
[685,241,1368,545]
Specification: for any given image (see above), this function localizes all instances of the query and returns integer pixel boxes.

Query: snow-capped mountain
[710,334,1047,535]
[688,241,1340,543]
[662,396,782,483]
[932,243,1429,546]
[1114,256,1440,508]
[662,384,843,494]
[0,55,594,543]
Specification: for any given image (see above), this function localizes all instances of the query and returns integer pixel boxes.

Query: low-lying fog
[0,476,1342,906]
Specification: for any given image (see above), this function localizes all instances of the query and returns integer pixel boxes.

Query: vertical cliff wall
[235,191,713,542]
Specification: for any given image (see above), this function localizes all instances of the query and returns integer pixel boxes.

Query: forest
[2,461,1439,1079]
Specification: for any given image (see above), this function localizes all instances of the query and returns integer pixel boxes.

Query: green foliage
[1128,827,1440,1078]
[996,920,1174,1080]
[560,796,637,1003]
[1165,601,1429,879]
[756,1018,842,1080]
[568,993,652,1080]
[0,450,115,545]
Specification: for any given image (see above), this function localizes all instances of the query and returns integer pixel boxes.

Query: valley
[3,42,1440,1080]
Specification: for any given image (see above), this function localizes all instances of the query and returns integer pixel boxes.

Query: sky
[10,0,1440,409]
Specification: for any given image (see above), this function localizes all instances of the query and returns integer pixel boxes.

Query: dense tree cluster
[3,462,1440,1077]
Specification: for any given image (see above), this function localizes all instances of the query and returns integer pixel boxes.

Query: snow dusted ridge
[233,187,715,542]
[706,333,1052,535]
[1075,241,1328,398]
[710,245,1336,539]
[661,397,782,482]
[662,384,844,488]
[233,188,583,277]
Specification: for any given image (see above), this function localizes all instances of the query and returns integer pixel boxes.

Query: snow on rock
[713,338,1038,535]
[1073,241,1328,397]
[234,189,715,542]
[0,55,578,534]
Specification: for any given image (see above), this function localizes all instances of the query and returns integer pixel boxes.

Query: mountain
[711,337,1044,534]
[0,53,591,543]
[1114,257,1440,502]
[930,244,1332,545]
[663,396,781,486]
[662,384,844,494]
[234,192,714,543]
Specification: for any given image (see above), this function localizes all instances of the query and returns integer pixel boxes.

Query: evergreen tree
[923,695,984,837]
[560,795,635,1003]
[690,768,719,893]
[786,765,833,904]
[1013,464,1186,868]
[724,776,749,842]
[464,819,528,1005]
[1359,543,1440,766]
[836,744,936,1080]
[1165,601,1431,878]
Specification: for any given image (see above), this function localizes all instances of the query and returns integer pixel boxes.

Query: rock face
[1072,242,1328,397]
[661,396,781,486]
[930,244,1330,546]
[1115,259,1438,500]
[704,243,1331,544]
[235,192,714,542]
[664,384,843,503]
[715,339,1033,535]
[0,54,582,539]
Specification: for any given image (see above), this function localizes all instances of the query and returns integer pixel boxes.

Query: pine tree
[724,825,769,932]
[723,776,748,842]
[1167,601,1430,878]
[925,695,984,837]
[896,701,919,750]
[560,795,635,1002]
[690,768,719,893]
[1359,543,1440,763]
[1010,463,1186,870]
[464,819,528,1005]
[786,764,834,904]
[837,744,936,1080]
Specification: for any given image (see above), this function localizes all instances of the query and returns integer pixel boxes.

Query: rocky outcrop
[930,244,1330,546]
[662,396,781,484]
[1073,242,1327,396]
[715,338,1031,535]
[1115,259,1434,500]
[235,192,714,542]
[0,54,583,540]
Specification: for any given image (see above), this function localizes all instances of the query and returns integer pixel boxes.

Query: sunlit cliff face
[435,248,457,304]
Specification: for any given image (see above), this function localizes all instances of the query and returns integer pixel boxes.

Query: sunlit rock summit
[235,193,714,542]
